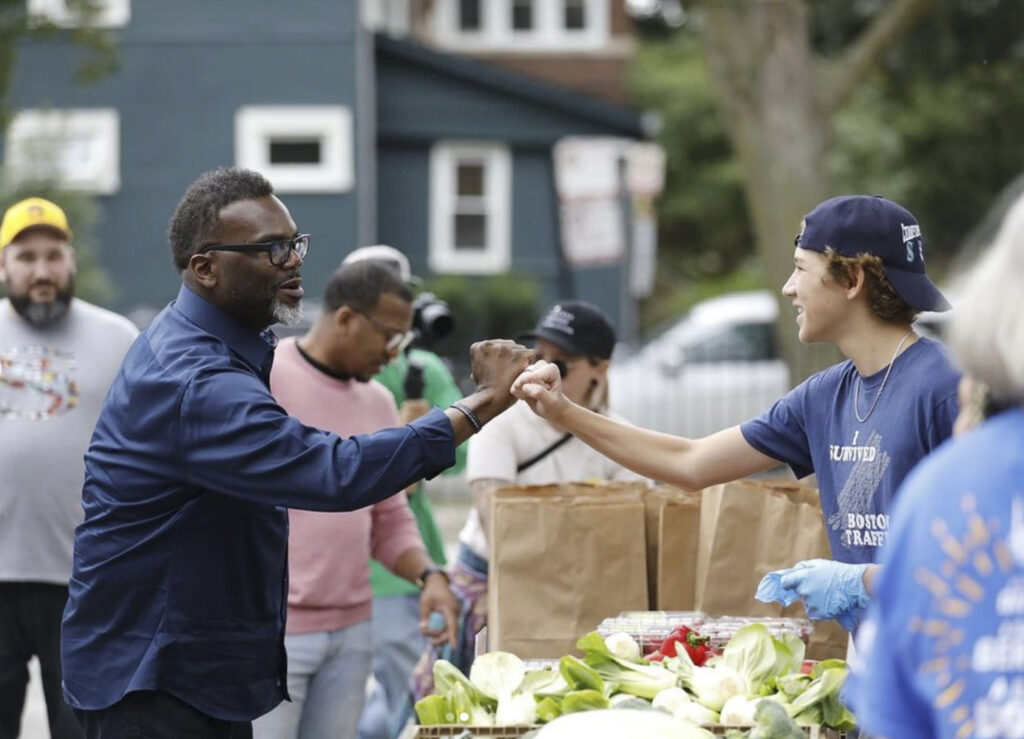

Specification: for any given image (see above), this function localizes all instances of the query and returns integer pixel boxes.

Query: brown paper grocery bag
[643,485,702,610]
[693,479,848,660]
[488,482,649,658]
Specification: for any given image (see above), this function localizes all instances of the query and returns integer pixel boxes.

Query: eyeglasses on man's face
[355,309,415,353]
[197,234,310,266]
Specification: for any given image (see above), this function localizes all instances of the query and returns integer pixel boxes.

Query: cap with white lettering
[795,194,950,312]
[517,300,616,359]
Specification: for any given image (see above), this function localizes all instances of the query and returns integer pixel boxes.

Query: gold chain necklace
[853,330,915,424]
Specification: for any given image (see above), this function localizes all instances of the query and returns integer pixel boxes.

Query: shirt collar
[172,284,277,371]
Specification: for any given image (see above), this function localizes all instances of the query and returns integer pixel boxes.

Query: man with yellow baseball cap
[0,197,76,327]
[0,197,74,250]
[0,196,138,738]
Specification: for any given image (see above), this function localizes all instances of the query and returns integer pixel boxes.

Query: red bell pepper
[658,625,715,666]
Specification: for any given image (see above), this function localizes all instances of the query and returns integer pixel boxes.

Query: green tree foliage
[630,0,1023,331]
[0,0,119,126]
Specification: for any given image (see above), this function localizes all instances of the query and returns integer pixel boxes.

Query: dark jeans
[74,692,252,739]
[0,581,83,739]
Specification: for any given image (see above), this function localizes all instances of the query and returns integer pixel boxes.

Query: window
[234,106,353,194]
[361,0,410,36]
[458,0,482,31]
[511,0,533,31]
[564,0,586,30]
[685,323,777,365]
[26,0,130,27]
[436,0,608,50]
[4,108,120,194]
[429,142,510,274]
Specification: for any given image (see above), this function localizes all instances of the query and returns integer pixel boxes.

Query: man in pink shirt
[253,261,459,739]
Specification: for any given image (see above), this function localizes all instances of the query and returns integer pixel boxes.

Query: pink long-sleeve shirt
[270,338,425,634]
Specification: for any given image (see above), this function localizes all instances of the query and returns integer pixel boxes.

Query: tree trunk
[701,0,841,382]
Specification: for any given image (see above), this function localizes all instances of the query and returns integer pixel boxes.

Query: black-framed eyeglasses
[198,234,310,266]
[354,309,415,353]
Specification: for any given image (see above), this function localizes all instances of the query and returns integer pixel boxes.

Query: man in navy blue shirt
[60,167,531,738]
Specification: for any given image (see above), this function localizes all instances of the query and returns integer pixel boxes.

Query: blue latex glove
[755,559,870,631]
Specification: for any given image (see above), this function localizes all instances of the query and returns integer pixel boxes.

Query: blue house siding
[3,0,367,315]
[375,37,643,328]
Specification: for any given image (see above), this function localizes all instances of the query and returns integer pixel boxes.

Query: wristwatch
[415,564,449,589]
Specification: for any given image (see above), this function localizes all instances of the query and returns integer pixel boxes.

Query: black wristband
[449,401,483,433]
[415,564,449,589]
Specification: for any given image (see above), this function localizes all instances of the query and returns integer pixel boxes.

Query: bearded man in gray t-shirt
[0,197,138,739]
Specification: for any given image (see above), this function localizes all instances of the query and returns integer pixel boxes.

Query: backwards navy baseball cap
[795,195,951,312]
[518,300,617,359]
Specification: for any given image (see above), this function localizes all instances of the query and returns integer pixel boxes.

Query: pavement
[20,659,47,738]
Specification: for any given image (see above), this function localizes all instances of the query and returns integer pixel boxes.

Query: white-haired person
[512,195,961,633]
[847,193,1024,738]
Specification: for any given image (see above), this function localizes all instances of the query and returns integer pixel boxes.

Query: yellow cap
[0,197,73,251]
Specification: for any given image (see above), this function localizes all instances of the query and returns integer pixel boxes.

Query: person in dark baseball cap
[512,194,962,639]
[795,194,950,312]
[518,300,617,360]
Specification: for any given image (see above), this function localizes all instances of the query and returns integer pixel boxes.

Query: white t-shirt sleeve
[465,411,518,484]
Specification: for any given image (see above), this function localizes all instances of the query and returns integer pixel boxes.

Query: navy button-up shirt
[62,285,455,721]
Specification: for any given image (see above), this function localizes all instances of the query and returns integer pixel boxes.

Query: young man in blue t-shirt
[847,190,1024,739]
[513,195,960,631]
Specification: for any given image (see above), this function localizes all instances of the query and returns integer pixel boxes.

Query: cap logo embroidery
[27,205,45,218]
[542,305,576,336]
[902,223,923,263]
[901,223,921,243]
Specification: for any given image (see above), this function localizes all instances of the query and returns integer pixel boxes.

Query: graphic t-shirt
[0,298,138,584]
[848,408,1024,739]
[740,336,959,564]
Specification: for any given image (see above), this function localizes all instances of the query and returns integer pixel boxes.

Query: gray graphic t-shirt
[0,298,138,584]
[740,337,960,564]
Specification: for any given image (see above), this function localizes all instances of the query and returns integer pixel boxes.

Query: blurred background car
[609,290,951,439]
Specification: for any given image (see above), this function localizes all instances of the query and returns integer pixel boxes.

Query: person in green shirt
[346,247,467,739]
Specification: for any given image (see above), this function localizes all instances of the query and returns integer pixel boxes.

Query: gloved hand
[755,559,870,631]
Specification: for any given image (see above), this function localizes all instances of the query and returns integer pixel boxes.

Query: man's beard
[272,299,303,327]
[8,280,74,328]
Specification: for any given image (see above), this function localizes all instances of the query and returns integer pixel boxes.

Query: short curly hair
[823,247,917,325]
[167,168,274,271]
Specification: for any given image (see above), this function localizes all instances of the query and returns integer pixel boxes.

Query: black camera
[411,292,454,350]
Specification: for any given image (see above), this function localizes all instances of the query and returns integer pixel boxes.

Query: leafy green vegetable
[560,654,604,693]
[561,689,611,714]
[451,681,494,725]
[775,673,811,700]
[523,667,569,697]
[786,667,847,720]
[576,631,677,700]
[747,699,805,739]
[722,624,778,695]
[433,659,495,710]
[413,694,454,726]
[536,696,563,723]
[470,651,526,702]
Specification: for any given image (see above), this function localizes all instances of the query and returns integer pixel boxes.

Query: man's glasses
[355,309,415,353]
[198,234,310,266]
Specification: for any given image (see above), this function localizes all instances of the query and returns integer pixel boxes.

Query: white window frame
[360,0,410,36]
[26,0,130,28]
[4,108,120,194]
[235,106,353,194]
[433,0,609,52]
[429,141,511,274]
